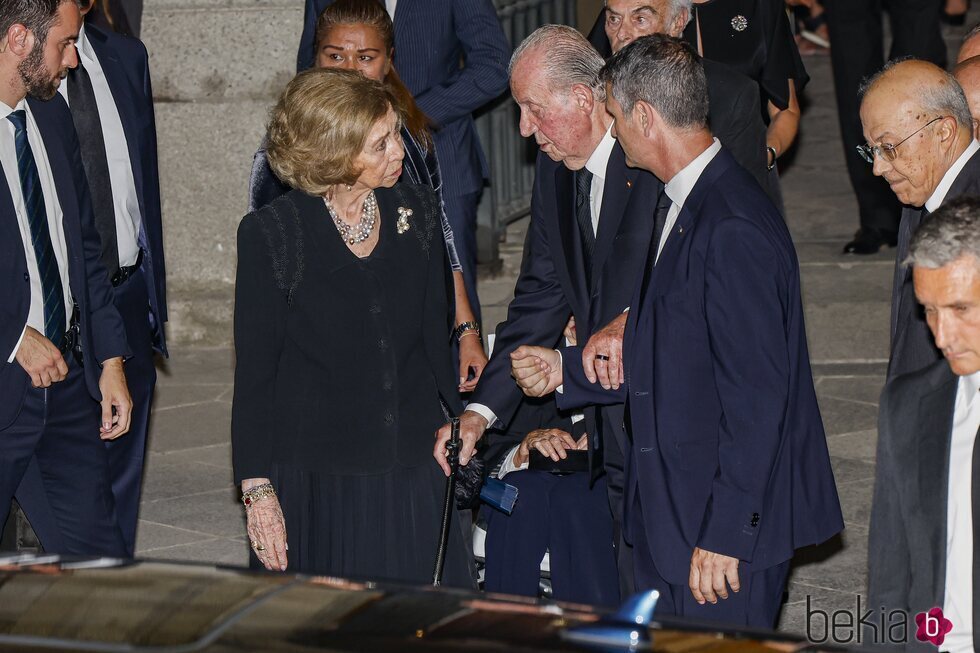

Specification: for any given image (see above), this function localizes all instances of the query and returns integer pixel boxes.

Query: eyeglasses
[857,116,945,164]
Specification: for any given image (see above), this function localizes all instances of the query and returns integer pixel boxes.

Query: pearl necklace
[324,191,378,245]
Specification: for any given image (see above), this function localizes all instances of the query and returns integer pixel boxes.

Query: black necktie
[575,169,595,285]
[651,198,672,267]
[972,418,979,653]
[7,110,66,343]
[68,59,118,277]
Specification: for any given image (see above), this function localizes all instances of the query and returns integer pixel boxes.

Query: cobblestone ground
[136,16,977,639]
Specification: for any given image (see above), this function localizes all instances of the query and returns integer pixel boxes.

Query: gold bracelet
[241,483,276,508]
[458,330,480,340]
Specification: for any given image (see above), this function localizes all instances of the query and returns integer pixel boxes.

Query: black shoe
[843,228,898,255]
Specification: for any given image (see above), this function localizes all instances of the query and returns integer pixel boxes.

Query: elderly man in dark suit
[868,197,980,653]
[297,0,509,325]
[585,0,771,204]
[433,24,664,602]
[511,35,843,627]
[859,59,980,381]
[0,0,131,556]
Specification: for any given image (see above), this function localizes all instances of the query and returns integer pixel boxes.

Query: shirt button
[370,303,382,314]
[23,273,29,282]
[378,338,388,350]
[384,412,394,425]
[750,513,760,527]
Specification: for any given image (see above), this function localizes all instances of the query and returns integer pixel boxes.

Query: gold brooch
[396,206,412,234]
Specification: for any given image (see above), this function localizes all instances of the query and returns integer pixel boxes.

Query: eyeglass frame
[856,116,947,164]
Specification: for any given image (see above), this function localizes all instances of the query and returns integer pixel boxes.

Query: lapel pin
[626,180,632,188]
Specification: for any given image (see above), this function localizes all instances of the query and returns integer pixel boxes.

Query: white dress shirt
[925,140,980,213]
[385,0,397,19]
[656,138,722,263]
[942,371,980,653]
[467,126,617,431]
[58,23,142,269]
[2,99,73,363]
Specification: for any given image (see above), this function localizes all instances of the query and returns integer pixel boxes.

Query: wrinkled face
[605,0,679,53]
[316,23,391,82]
[20,1,80,100]
[914,255,980,376]
[352,107,404,190]
[859,91,950,207]
[510,53,595,170]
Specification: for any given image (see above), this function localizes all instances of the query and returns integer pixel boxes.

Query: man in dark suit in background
[29,0,164,557]
[858,59,980,380]
[298,0,510,324]
[512,35,843,627]
[586,0,772,203]
[868,197,980,652]
[0,0,132,556]
[433,25,663,600]
[823,0,946,254]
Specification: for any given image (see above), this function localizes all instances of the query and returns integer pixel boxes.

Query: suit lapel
[944,147,980,200]
[592,145,637,279]
[914,367,958,605]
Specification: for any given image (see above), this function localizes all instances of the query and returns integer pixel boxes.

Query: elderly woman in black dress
[232,68,473,587]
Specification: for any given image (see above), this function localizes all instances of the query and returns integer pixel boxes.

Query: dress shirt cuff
[465,403,498,429]
[8,324,27,364]
[556,349,564,394]
[495,445,528,479]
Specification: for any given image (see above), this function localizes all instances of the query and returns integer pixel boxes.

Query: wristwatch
[453,321,480,342]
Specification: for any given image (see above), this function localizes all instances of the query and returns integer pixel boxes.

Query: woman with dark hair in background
[249,0,487,394]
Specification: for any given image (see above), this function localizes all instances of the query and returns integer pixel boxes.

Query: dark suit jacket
[232,184,461,481]
[558,148,843,584]
[297,0,510,199]
[469,144,663,430]
[888,147,980,380]
[0,96,130,428]
[85,24,168,355]
[868,359,958,652]
[586,15,771,201]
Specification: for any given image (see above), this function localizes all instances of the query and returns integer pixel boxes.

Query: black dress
[232,184,474,588]
[684,0,809,118]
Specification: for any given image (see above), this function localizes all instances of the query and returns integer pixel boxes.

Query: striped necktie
[8,109,66,343]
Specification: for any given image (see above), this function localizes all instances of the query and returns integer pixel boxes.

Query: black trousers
[0,363,126,556]
[16,270,156,556]
[823,0,946,233]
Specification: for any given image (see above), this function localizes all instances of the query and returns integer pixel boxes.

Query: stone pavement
[135,18,975,639]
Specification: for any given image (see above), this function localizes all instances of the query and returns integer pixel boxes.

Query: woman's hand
[563,316,577,346]
[243,479,288,572]
[513,428,587,467]
[458,333,488,392]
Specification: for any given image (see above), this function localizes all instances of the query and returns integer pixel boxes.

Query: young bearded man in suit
[868,197,980,653]
[0,0,132,556]
[859,59,980,381]
[298,0,510,325]
[511,34,843,628]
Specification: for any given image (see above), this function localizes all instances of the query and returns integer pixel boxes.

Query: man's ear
[669,8,690,38]
[635,99,657,137]
[3,24,34,58]
[570,82,596,114]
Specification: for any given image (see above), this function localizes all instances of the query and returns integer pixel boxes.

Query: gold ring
[252,541,265,552]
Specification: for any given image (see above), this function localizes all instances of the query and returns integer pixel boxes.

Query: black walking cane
[432,417,461,586]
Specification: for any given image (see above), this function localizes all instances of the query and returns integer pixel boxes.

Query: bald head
[955,57,980,139]
[959,23,980,63]
[859,59,974,207]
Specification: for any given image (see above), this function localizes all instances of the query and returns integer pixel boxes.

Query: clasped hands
[16,325,132,440]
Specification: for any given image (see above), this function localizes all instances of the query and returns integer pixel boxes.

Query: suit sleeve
[554,345,626,410]
[412,0,510,127]
[866,383,912,621]
[65,105,129,364]
[468,165,572,427]
[696,216,790,562]
[231,214,287,482]
[714,79,769,194]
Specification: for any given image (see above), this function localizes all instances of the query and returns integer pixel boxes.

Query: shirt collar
[665,138,721,208]
[0,98,27,121]
[584,125,616,181]
[75,23,95,65]
[925,140,980,213]
[961,370,980,406]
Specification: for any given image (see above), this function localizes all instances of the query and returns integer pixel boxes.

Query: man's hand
[689,547,740,604]
[434,409,487,476]
[98,357,131,440]
[15,326,68,388]
[510,346,562,397]
[582,311,627,390]
[514,428,586,467]
[563,316,577,346]
[457,334,488,393]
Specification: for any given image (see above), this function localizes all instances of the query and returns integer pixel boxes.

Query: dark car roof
[0,556,847,652]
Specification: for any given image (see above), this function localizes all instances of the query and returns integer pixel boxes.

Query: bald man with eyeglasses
[859,59,980,380]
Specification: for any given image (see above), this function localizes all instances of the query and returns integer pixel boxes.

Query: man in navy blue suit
[0,0,131,556]
[511,35,843,627]
[298,0,509,324]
